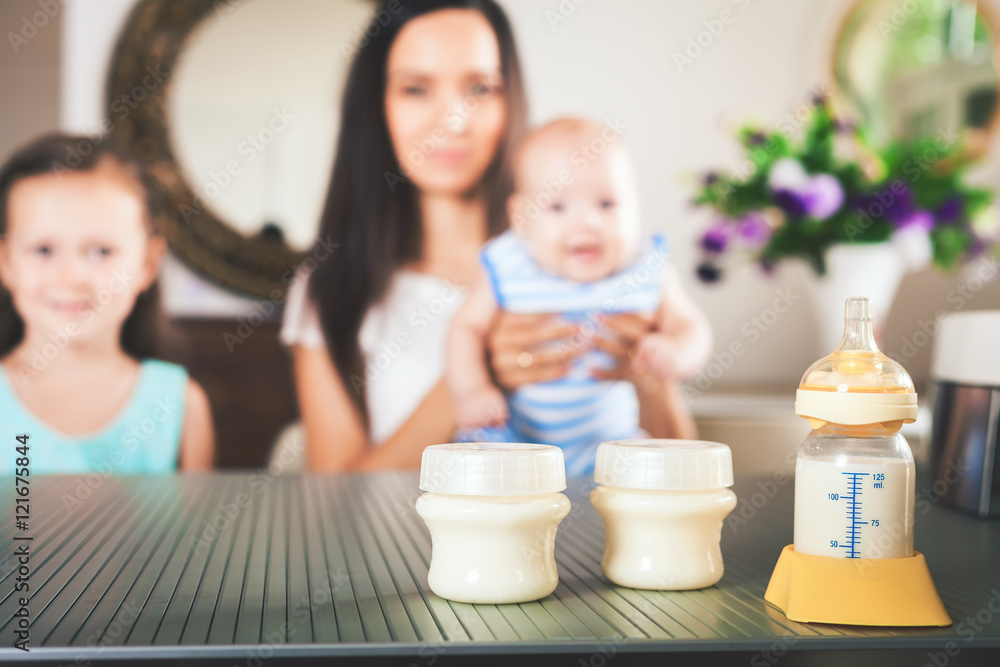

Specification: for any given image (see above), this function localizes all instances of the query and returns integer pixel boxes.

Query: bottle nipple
[799,297,913,395]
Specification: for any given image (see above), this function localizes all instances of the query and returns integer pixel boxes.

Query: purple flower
[768,159,843,220]
[883,185,914,222]
[702,172,720,186]
[894,209,934,231]
[832,118,856,133]
[700,226,729,254]
[801,174,844,219]
[935,196,964,224]
[774,189,808,218]
[856,186,914,223]
[738,213,770,247]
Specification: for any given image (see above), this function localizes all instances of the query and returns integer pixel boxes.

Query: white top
[280,269,467,444]
[419,443,567,496]
[931,310,1000,387]
[594,439,734,491]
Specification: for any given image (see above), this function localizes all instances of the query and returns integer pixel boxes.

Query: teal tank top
[0,359,188,475]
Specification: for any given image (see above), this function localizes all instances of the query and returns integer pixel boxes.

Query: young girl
[0,134,214,474]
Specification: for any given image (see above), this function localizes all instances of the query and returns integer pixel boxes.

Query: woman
[282,0,695,471]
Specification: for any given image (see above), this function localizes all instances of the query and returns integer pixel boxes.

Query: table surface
[1,472,999,666]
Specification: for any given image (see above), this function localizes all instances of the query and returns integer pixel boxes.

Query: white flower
[767,158,808,191]
[971,204,1000,240]
[892,225,933,271]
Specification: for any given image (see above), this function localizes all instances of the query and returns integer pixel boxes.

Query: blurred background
[2,0,999,472]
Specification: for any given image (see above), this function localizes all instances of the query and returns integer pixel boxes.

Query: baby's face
[509,136,641,283]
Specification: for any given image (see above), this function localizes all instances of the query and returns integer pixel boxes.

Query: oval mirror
[107,0,372,297]
[834,0,1000,152]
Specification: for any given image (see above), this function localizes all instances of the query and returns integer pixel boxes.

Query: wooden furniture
[160,319,298,468]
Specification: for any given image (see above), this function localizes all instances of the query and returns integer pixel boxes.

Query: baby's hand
[455,387,509,429]
[632,333,682,382]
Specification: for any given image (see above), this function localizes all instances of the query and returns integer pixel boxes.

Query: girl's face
[384,8,507,196]
[0,160,165,350]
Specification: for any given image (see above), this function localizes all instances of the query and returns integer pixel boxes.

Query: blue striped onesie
[468,231,669,477]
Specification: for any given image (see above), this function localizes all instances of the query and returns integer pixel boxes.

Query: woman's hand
[592,312,699,439]
[486,312,580,391]
[590,312,656,382]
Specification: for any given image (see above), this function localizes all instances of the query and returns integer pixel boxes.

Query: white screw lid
[419,443,567,496]
[594,439,734,491]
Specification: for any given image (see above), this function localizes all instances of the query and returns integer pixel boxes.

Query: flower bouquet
[693,95,996,283]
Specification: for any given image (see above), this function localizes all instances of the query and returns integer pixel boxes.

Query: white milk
[590,486,737,589]
[794,456,914,559]
[415,492,570,604]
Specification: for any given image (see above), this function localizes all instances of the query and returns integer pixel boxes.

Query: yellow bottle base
[764,545,952,627]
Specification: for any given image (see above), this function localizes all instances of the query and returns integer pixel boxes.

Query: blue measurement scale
[826,471,887,558]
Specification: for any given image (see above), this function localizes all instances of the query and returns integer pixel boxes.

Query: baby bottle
[793,297,917,559]
[765,297,950,626]
[415,443,570,604]
[590,439,736,590]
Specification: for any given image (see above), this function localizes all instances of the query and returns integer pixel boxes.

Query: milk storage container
[590,439,736,590]
[415,443,570,604]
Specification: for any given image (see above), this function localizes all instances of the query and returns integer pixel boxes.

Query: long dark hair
[0,133,162,359]
[309,0,527,428]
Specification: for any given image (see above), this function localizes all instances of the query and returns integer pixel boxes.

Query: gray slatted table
[0,472,998,666]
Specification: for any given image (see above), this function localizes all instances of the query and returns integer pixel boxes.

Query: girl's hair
[309,0,527,427]
[0,133,162,359]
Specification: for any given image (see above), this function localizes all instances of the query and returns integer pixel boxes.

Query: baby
[447,117,711,475]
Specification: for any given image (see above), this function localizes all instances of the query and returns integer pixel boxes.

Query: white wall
[53,0,1000,390]
[60,0,136,132]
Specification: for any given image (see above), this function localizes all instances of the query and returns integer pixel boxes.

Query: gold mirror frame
[106,0,308,299]
[830,0,1000,159]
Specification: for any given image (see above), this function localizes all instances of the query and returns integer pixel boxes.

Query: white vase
[802,243,906,356]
